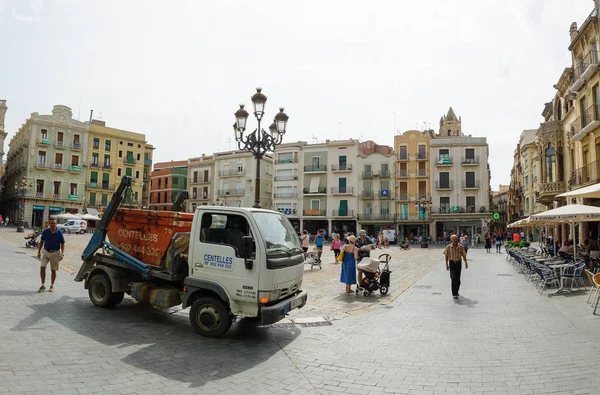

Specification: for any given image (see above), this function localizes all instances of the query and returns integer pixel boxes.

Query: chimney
[570,22,578,42]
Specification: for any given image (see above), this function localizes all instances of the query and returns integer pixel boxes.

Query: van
[57,219,87,234]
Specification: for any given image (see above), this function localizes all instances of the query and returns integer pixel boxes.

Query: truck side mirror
[242,236,254,269]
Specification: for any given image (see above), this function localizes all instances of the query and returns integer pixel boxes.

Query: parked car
[57,219,87,234]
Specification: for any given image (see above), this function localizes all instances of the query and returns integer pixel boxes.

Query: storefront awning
[86,208,100,217]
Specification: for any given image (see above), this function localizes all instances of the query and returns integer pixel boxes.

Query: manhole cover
[413,285,432,289]
[497,274,513,277]
[269,323,296,329]
[432,292,442,295]
[14,252,27,255]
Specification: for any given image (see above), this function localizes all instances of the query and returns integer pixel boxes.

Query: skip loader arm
[170,191,189,212]
[75,176,132,282]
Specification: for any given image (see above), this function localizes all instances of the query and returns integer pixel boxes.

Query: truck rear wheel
[189,297,232,337]
[89,273,124,308]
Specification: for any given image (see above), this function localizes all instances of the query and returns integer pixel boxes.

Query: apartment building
[519,129,543,221]
[0,100,7,198]
[213,150,273,209]
[149,160,188,211]
[86,120,151,211]
[187,154,215,212]
[143,144,154,208]
[429,108,491,239]
[394,129,432,239]
[2,105,88,227]
[356,141,396,236]
[491,184,509,233]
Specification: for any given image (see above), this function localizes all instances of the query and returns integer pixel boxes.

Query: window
[70,183,78,196]
[163,191,167,201]
[381,163,389,176]
[380,201,390,215]
[237,162,243,173]
[157,193,161,203]
[173,177,179,185]
[312,157,321,170]
[439,172,450,188]
[311,200,320,210]
[199,213,252,259]
[73,134,80,145]
[127,142,133,147]
[465,172,475,188]
[102,173,110,189]
[90,171,98,185]
[41,129,48,138]
[36,180,44,194]
[144,168,148,180]
[466,196,476,212]
[138,144,141,148]
[399,146,408,159]
[119,141,123,145]
[53,181,61,196]
[125,167,132,177]
[55,153,63,166]
[465,148,475,162]
[193,172,198,183]
[126,151,134,163]
[101,194,108,206]
[164,177,168,185]
[399,204,408,220]
[57,131,64,142]
[90,193,96,206]
[135,170,140,179]
[105,140,111,152]
[192,187,198,199]
[118,150,123,158]
[158,179,161,188]
[92,153,99,166]
[117,168,122,176]
[137,153,141,161]
[38,151,46,165]
[71,155,79,166]
[104,155,111,167]
[364,164,372,177]
[93,138,99,149]
[439,149,449,159]
[203,170,209,182]
[440,197,450,213]
[417,145,426,158]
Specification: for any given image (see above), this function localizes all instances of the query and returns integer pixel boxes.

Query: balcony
[435,181,453,190]
[462,181,480,190]
[415,169,428,177]
[379,190,392,199]
[90,163,100,169]
[274,175,298,181]
[52,163,66,171]
[86,182,114,191]
[103,164,112,170]
[35,162,49,169]
[414,193,430,201]
[304,165,327,173]
[331,163,352,172]
[124,157,137,165]
[396,194,409,202]
[415,152,428,160]
[71,142,83,150]
[431,205,488,215]
[191,177,211,184]
[274,192,298,198]
[397,153,409,161]
[570,161,600,189]
[361,190,375,199]
[303,209,326,217]
[571,49,599,91]
[397,214,429,222]
[537,181,567,204]
[435,157,452,166]
[331,187,354,195]
[217,189,245,196]
[219,169,246,177]
[276,157,298,164]
[69,165,82,173]
[362,171,377,179]
[357,213,394,222]
[37,138,51,146]
[144,159,152,166]
[55,141,65,149]
[396,169,409,178]
[302,187,327,195]
[380,169,391,178]
[571,105,600,141]
[332,210,355,217]
[461,157,479,165]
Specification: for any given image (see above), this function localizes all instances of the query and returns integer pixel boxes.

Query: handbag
[337,248,345,262]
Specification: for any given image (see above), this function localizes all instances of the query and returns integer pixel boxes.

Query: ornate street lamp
[414,196,431,247]
[234,88,288,208]
[14,176,32,233]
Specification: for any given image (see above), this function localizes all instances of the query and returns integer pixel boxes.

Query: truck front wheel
[88,273,125,308]
[189,297,232,337]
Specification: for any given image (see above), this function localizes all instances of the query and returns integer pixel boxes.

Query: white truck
[76,176,307,337]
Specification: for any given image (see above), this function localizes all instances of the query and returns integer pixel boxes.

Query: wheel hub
[197,306,221,330]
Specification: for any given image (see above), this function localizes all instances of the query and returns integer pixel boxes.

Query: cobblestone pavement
[4,235,600,394]
[0,227,442,320]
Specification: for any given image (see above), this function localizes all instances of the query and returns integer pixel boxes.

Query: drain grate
[497,274,513,277]
[297,321,333,328]
[14,251,27,255]
[432,292,442,295]
[413,285,432,289]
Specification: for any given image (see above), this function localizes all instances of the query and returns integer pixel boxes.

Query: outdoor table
[548,263,574,293]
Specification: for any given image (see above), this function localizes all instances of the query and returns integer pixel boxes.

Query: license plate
[290,296,304,309]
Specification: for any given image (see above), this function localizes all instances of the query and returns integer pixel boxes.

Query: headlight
[258,290,281,304]
[270,289,281,301]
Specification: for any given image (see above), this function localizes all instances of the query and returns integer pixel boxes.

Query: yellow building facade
[86,120,151,209]
[394,130,431,239]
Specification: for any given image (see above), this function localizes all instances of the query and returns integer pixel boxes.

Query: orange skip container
[106,209,194,268]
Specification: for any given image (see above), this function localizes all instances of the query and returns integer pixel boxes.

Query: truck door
[189,211,260,316]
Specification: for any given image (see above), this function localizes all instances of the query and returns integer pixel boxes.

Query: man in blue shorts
[36,218,65,292]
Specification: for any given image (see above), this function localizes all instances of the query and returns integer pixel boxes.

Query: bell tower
[438,107,462,137]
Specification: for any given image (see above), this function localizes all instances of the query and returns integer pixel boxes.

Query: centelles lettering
[117,229,158,243]
[203,254,233,265]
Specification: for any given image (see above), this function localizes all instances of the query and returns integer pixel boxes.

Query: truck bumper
[261,290,308,326]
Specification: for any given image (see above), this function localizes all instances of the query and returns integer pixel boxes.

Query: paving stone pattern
[3,234,600,394]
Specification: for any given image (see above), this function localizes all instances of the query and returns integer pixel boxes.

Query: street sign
[493,213,500,220]
[381,190,389,196]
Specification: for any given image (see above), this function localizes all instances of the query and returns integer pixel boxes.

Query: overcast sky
[0,0,594,187]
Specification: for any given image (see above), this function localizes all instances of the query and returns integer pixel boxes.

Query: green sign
[32,205,45,211]
[70,165,82,172]
[68,195,79,201]
[493,212,500,220]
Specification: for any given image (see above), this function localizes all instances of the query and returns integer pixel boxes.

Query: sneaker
[453,295,459,300]
[49,285,54,292]
[38,285,46,293]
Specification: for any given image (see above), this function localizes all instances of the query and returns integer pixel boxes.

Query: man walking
[36,218,65,292]
[444,234,468,300]
[313,229,327,263]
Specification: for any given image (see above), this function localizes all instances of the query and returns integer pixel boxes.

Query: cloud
[12,0,43,23]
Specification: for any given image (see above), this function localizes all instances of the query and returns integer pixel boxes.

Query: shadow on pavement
[455,297,479,308]
[0,290,40,296]
[13,295,301,388]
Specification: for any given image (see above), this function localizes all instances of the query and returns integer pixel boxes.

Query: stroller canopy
[357,257,380,273]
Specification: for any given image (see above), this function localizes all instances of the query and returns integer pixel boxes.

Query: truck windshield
[252,212,302,256]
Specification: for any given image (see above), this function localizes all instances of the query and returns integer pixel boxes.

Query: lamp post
[14,176,32,233]
[234,87,288,208]
[414,197,431,247]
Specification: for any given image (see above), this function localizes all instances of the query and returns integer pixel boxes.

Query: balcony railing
[331,187,354,194]
[274,192,298,198]
[462,181,480,189]
[379,190,392,199]
[571,104,600,140]
[396,169,409,178]
[331,163,352,171]
[432,205,488,214]
[35,162,49,169]
[361,190,375,199]
[55,141,65,148]
[414,193,430,201]
[124,157,137,165]
[191,177,211,184]
[362,171,376,179]
[574,49,599,81]
[380,170,391,178]
[415,153,428,160]
[103,164,112,169]
[397,214,429,221]
[357,213,394,221]
[397,153,409,161]
[53,163,65,171]
[144,159,152,166]
[302,187,327,194]
[435,181,453,190]
[86,183,114,191]
[332,210,355,217]
[461,157,479,165]
[276,157,298,164]
[303,209,326,216]
[218,169,246,177]
[304,165,327,172]
[217,189,245,196]
[274,175,298,181]
[436,157,452,165]
[415,169,428,177]
[570,160,600,188]
[396,194,409,201]
[90,162,100,168]
[72,142,82,150]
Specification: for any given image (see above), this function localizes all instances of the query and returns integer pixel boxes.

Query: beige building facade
[187,154,215,212]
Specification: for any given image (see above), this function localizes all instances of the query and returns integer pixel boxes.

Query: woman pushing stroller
[340,229,377,293]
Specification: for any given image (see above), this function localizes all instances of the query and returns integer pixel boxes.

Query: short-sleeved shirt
[444,243,467,263]
[41,228,65,252]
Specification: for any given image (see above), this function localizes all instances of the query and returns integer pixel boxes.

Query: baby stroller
[24,229,42,248]
[356,253,392,296]
[303,247,321,270]
[399,242,410,250]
